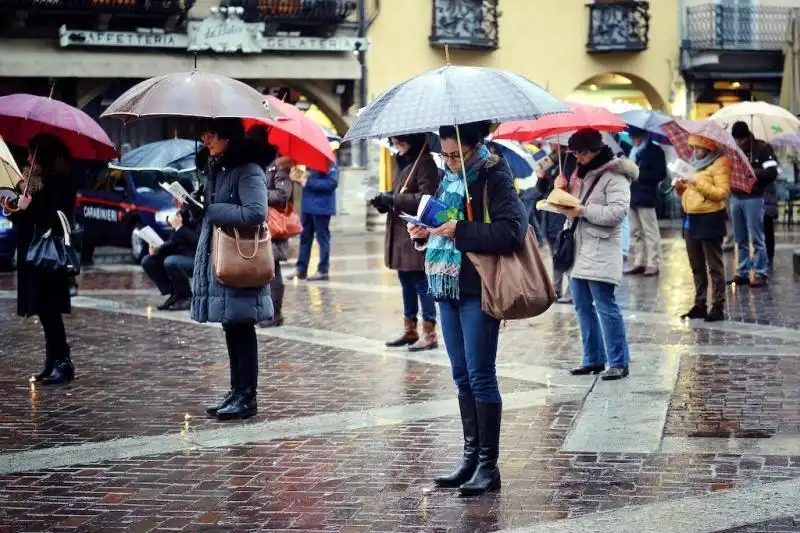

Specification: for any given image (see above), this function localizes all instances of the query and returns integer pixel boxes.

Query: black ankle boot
[216,388,258,421]
[205,390,236,417]
[459,401,502,496]
[41,347,74,386]
[681,305,707,320]
[434,395,479,487]
[33,346,55,382]
[705,304,725,322]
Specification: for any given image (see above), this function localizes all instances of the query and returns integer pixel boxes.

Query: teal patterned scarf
[425,144,491,301]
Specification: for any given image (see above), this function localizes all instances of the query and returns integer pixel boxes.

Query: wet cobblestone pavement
[1,231,800,532]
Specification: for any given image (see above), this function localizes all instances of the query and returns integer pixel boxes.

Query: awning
[0,38,362,80]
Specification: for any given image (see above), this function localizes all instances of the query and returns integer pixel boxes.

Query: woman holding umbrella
[409,121,528,496]
[2,134,78,385]
[193,119,271,421]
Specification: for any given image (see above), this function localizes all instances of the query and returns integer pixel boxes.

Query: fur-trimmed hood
[585,156,639,183]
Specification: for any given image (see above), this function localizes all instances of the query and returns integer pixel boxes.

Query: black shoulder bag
[551,176,603,272]
[26,210,81,276]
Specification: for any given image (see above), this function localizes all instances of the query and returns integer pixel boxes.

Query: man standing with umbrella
[624,128,666,276]
[729,122,779,286]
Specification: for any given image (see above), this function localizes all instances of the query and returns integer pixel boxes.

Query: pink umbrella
[493,102,625,142]
[771,132,800,148]
[662,119,757,193]
[0,94,117,161]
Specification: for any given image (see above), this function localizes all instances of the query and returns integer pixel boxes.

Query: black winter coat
[732,138,779,198]
[630,141,666,208]
[453,156,528,299]
[8,172,77,317]
[156,226,198,258]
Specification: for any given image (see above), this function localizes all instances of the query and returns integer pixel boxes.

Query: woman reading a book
[371,133,441,351]
[408,121,527,496]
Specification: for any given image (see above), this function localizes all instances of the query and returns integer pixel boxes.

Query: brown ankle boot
[409,321,438,352]
[386,318,418,347]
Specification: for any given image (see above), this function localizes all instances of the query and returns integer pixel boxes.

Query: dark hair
[438,121,491,147]
[245,124,278,168]
[28,134,71,174]
[567,128,605,152]
[731,121,752,140]
[197,118,246,144]
[392,133,428,168]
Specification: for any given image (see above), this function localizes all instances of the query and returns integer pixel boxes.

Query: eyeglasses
[200,131,219,141]
[440,148,472,162]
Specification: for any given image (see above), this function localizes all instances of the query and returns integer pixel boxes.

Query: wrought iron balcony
[684,4,792,52]
[429,0,499,51]
[586,1,649,53]
[0,0,192,14]
[230,0,356,25]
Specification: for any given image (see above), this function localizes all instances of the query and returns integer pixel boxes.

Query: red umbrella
[264,95,305,121]
[662,119,757,193]
[244,117,335,172]
[0,94,117,161]
[493,102,625,142]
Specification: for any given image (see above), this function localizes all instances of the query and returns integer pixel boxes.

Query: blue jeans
[398,271,437,323]
[730,196,769,278]
[296,213,331,275]
[142,254,194,298]
[439,297,501,403]
[570,278,630,369]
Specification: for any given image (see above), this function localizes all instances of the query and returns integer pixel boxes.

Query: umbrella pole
[454,123,474,221]
[558,144,563,176]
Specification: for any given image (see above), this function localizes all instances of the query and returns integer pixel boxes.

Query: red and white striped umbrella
[662,119,757,193]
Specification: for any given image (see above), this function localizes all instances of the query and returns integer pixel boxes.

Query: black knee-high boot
[434,395,479,487]
[459,401,501,496]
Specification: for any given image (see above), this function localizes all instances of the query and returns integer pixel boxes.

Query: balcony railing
[429,0,499,51]
[684,4,792,52]
[586,1,649,53]
[232,0,356,25]
[0,0,191,14]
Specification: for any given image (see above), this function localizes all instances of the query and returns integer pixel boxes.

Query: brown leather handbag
[211,224,275,288]
[466,185,556,320]
[268,202,303,240]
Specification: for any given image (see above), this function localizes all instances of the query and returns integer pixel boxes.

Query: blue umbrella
[488,139,536,178]
[110,138,199,173]
[618,110,672,145]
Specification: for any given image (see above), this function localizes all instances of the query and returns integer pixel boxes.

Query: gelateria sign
[58,15,368,54]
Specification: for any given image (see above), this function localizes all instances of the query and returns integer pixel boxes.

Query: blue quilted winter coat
[190,146,273,325]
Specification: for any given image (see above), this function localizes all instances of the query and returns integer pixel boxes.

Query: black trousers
[39,311,68,358]
[764,214,775,267]
[685,237,725,308]
[223,323,258,391]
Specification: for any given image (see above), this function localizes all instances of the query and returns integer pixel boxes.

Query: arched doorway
[567,73,666,111]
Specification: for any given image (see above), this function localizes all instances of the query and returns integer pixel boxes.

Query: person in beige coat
[557,129,635,381]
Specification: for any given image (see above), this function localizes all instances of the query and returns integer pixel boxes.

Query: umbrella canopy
[101,71,283,122]
[617,109,672,145]
[264,95,305,121]
[771,132,800,148]
[493,102,625,142]
[488,139,536,178]
[662,119,757,193]
[780,9,800,115]
[711,101,800,142]
[0,94,118,161]
[109,138,199,173]
[343,65,568,141]
[0,135,22,194]
[245,117,335,172]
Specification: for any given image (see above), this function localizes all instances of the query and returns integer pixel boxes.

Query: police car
[76,166,196,264]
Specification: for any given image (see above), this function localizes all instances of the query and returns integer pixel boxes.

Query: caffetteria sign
[58,10,368,54]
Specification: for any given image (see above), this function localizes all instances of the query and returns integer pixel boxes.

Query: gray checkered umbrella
[343,66,568,141]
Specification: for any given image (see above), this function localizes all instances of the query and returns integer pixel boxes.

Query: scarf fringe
[427,273,460,301]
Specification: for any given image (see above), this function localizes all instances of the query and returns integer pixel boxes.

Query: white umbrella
[711,101,800,142]
[0,135,22,198]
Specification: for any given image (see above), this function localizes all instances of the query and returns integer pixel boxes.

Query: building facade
[364,0,683,114]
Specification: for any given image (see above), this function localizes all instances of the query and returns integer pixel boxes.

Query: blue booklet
[399,194,452,228]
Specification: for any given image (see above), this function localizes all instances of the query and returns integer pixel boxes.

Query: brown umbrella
[101,71,284,122]
[780,9,800,116]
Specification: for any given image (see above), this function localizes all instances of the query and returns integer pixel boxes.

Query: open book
[668,159,695,180]
[398,194,451,228]
[160,182,203,208]
[133,226,164,247]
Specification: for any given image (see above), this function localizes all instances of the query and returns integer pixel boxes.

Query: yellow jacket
[676,155,731,214]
